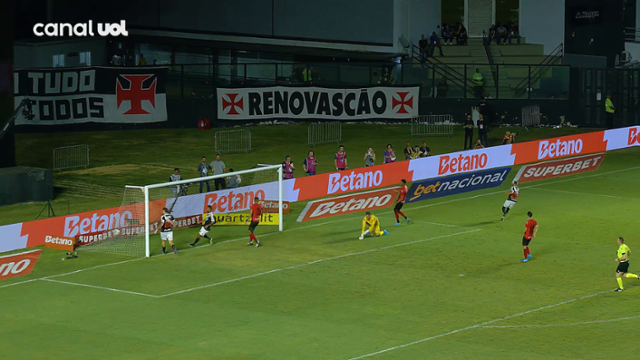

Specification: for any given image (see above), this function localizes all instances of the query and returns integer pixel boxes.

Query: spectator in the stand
[170,168,182,197]
[508,23,521,45]
[442,24,454,45]
[197,156,212,193]
[457,24,468,45]
[429,32,443,56]
[303,150,318,176]
[226,168,242,188]
[473,69,484,98]
[436,77,449,98]
[419,141,431,157]
[403,141,415,160]
[283,155,295,179]
[380,68,395,85]
[473,139,484,149]
[211,154,226,190]
[138,54,147,66]
[384,144,396,163]
[412,145,422,159]
[496,23,508,45]
[335,145,348,171]
[364,147,376,167]
[477,113,489,147]
[488,25,497,42]
[464,114,474,150]
[419,34,429,65]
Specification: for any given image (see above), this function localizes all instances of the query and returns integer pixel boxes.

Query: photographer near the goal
[502,131,516,145]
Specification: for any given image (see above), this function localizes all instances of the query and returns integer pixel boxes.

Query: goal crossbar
[141,164,283,257]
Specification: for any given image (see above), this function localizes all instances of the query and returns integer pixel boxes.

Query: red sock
[523,249,528,258]
[527,248,531,257]
[398,211,406,219]
[250,233,257,241]
[394,210,399,222]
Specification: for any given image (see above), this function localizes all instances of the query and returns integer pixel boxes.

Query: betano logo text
[33,21,128,37]
[628,128,640,145]
[438,153,488,175]
[328,170,383,194]
[538,139,583,160]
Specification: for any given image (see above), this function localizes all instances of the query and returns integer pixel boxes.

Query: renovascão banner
[14,66,168,125]
[217,86,420,120]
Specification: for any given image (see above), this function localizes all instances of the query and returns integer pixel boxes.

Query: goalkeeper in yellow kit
[359,211,389,240]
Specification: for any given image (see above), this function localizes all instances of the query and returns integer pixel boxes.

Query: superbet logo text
[629,128,640,145]
[327,170,383,194]
[438,153,488,175]
[538,139,583,160]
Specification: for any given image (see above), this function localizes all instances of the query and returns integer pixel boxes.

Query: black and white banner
[14,66,168,125]
[217,86,420,120]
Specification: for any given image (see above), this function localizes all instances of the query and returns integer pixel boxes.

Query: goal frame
[140,164,284,257]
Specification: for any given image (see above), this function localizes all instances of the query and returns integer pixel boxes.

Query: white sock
[363,230,370,236]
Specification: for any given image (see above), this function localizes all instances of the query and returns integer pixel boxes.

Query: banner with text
[297,188,398,222]
[14,66,168,125]
[217,86,420,120]
[0,250,42,281]
[406,167,510,203]
[513,153,605,183]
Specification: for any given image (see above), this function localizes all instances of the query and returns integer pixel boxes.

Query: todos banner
[407,167,510,204]
[217,86,420,120]
[513,153,605,183]
[14,66,168,125]
[297,187,398,222]
[0,250,42,281]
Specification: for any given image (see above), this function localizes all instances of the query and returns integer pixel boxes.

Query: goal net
[78,164,284,257]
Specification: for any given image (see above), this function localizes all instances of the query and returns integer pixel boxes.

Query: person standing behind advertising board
[419,141,431,157]
[477,113,488,147]
[226,168,241,188]
[464,114,474,150]
[303,150,318,176]
[210,154,226,190]
[364,147,376,166]
[335,145,348,171]
[197,156,212,193]
[283,155,295,179]
[384,144,396,163]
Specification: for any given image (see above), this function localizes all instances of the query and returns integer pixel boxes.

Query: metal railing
[514,43,564,98]
[482,30,499,87]
[53,144,90,171]
[522,105,541,128]
[307,122,342,146]
[411,43,477,97]
[214,129,251,154]
[411,115,454,137]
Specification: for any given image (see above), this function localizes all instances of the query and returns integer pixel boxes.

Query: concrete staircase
[412,38,561,99]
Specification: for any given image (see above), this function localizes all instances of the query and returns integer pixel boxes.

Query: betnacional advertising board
[0,126,639,253]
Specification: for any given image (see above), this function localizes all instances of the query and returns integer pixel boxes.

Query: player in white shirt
[190,205,216,247]
[154,207,177,254]
[501,181,519,221]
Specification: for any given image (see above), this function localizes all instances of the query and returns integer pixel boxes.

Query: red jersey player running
[247,197,262,247]
[521,211,539,262]
[394,179,411,226]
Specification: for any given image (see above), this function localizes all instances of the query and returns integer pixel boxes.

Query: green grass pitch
[1,125,639,359]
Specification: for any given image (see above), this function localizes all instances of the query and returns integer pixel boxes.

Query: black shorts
[522,237,531,246]
[337,168,346,171]
[394,202,404,211]
[248,221,259,232]
[617,261,630,274]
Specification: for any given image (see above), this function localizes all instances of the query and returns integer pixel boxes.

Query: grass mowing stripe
[347,290,610,359]
[40,278,159,298]
[528,187,639,200]
[158,229,482,298]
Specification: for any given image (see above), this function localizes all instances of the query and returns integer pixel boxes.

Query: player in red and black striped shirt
[394,179,411,226]
[521,211,539,262]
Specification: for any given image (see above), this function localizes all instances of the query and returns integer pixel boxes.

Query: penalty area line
[479,314,640,329]
[40,278,159,298]
[158,228,481,298]
[347,290,610,359]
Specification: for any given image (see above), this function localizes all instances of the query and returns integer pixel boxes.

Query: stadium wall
[520,0,565,55]
[1,126,638,253]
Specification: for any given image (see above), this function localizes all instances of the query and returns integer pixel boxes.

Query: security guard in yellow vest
[472,68,484,98]
[302,66,313,83]
[605,94,615,129]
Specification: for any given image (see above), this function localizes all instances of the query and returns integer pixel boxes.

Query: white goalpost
[79,164,284,258]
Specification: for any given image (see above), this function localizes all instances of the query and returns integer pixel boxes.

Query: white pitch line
[158,229,481,298]
[480,315,640,329]
[411,220,476,229]
[40,278,159,298]
[528,187,637,200]
[347,290,609,360]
